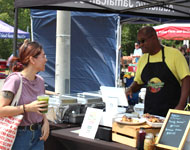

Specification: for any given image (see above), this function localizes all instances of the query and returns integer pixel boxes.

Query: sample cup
[37,95,49,113]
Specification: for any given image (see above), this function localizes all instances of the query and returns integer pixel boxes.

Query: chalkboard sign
[156,109,190,150]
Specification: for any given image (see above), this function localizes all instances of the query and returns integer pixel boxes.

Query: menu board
[156,109,190,150]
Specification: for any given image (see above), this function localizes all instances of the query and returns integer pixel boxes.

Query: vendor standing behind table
[133,42,142,63]
[126,26,190,117]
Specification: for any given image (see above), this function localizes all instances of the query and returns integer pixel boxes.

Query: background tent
[0,19,30,39]
[153,23,190,40]
[31,10,119,93]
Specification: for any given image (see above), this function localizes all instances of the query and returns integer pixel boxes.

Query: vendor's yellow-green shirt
[134,46,190,85]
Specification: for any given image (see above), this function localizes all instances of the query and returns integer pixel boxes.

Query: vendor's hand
[40,118,49,141]
[25,100,48,114]
[125,87,133,98]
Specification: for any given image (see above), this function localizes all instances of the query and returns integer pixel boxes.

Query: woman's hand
[25,100,48,114]
[40,115,49,141]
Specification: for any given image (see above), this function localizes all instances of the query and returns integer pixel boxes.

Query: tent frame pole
[13,8,18,56]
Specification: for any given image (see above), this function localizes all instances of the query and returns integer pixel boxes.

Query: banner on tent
[0,32,29,39]
[15,0,190,18]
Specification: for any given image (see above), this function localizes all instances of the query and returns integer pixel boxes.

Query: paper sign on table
[100,86,128,107]
[79,107,103,139]
[105,96,118,114]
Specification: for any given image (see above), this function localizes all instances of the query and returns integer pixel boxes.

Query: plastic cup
[37,95,49,113]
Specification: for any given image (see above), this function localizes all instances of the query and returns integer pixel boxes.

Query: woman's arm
[0,91,24,117]
[0,91,49,117]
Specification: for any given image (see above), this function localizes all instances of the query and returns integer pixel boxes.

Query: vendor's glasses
[137,35,153,45]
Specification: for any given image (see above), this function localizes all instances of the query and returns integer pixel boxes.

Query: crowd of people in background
[133,42,142,63]
[119,42,143,71]
[120,43,190,70]
[179,44,190,66]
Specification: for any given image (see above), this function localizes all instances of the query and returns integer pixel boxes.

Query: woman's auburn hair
[10,40,43,72]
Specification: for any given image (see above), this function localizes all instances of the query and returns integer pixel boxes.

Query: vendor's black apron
[141,46,181,117]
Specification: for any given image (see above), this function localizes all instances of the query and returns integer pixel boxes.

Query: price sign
[156,109,190,150]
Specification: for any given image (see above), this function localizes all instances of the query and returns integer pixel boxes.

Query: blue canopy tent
[31,10,118,93]
[0,19,30,39]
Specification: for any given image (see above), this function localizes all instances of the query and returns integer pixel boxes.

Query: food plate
[146,120,163,128]
[114,117,146,125]
[141,113,165,128]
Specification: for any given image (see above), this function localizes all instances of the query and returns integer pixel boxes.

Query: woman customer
[0,39,49,150]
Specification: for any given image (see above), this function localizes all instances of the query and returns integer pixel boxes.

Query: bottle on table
[154,133,159,143]
[154,133,159,150]
[144,133,154,150]
[137,127,146,150]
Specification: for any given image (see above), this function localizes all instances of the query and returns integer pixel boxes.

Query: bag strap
[11,73,23,106]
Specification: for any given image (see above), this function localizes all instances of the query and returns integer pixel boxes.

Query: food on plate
[147,117,164,123]
[142,113,151,118]
[142,113,164,123]
[121,115,139,123]
[121,115,132,122]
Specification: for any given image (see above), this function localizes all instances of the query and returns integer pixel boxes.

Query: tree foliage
[0,0,30,59]
[161,39,183,49]
[121,24,144,56]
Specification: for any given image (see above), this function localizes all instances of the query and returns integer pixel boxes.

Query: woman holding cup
[0,39,49,150]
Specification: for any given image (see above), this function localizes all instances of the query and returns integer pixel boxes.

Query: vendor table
[51,127,137,150]
[45,122,80,150]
